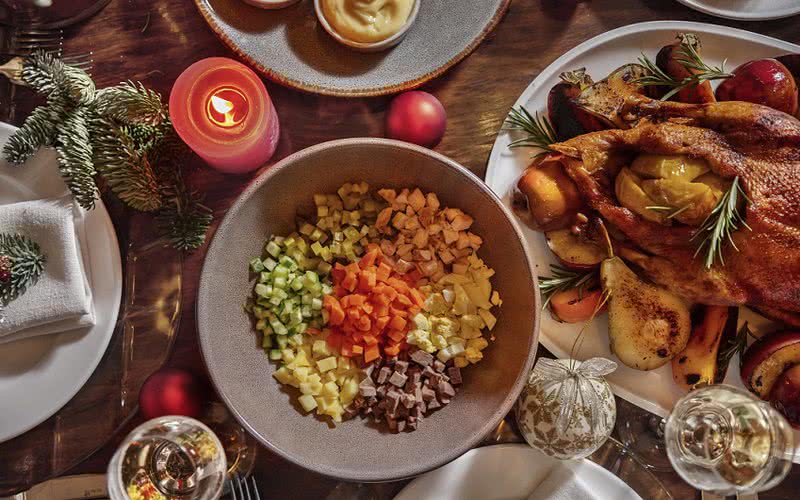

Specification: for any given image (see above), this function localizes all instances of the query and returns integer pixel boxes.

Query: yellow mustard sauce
[321,0,415,44]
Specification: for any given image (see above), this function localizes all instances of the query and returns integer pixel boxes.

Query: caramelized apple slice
[545,229,605,270]
[740,330,800,398]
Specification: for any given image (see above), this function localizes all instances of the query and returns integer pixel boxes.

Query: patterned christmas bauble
[0,254,11,282]
[515,357,617,460]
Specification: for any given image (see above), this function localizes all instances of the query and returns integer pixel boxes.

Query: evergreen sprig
[2,51,212,250]
[0,233,46,306]
[503,105,557,156]
[538,264,598,309]
[692,176,751,269]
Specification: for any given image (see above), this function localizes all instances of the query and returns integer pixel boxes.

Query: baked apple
[740,330,800,398]
[716,58,799,116]
[512,157,581,231]
[545,229,605,270]
[547,69,607,141]
[769,364,800,428]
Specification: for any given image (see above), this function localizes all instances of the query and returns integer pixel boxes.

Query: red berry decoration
[139,368,207,419]
[385,91,447,148]
[0,255,10,283]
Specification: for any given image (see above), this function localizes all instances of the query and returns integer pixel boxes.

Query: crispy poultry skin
[549,100,800,325]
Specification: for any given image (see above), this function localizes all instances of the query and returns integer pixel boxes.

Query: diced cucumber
[266,241,281,257]
[250,257,265,273]
[269,349,282,360]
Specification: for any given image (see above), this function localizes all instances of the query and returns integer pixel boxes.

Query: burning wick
[206,87,249,128]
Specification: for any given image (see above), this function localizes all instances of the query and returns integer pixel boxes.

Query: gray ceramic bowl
[197,138,539,482]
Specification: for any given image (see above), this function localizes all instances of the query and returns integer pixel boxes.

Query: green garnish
[692,176,751,269]
[646,204,691,219]
[718,322,752,382]
[503,105,557,156]
[538,264,598,309]
[635,33,732,101]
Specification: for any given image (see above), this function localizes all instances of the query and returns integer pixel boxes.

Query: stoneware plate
[193,0,509,97]
[485,21,800,460]
[676,0,800,21]
[197,138,539,481]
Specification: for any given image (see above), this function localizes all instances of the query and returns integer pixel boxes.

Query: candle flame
[211,95,235,115]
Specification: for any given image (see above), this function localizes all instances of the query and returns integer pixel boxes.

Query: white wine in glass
[107,416,227,500]
[665,385,794,495]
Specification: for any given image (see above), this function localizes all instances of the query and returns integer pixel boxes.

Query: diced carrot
[306,327,321,336]
[359,248,379,268]
[390,307,408,318]
[389,315,407,330]
[345,262,360,274]
[341,273,357,292]
[387,329,406,342]
[358,270,376,292]
[376,262,392,282]
[384,345,400,356]
[340,342,356,357]
[409,288,426,307]
[326,332,343,350]
[405,269,423,285]
[331,263,347,282]
[324,295,345,326]
[374,316,391,331]
[364,344,380,363]
[351,344,364,355]
[395,294,413,307]
[362,334,378,345]
[356,315,372,332]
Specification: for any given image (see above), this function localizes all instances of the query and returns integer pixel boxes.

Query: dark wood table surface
[6,0,800,498]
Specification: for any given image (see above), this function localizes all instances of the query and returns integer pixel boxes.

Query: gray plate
[194,0,510,97]
[197,138,540,481]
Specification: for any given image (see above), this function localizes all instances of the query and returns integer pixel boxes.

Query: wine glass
[107,416,227,500]
[664,384,794,495]
[616,398,674,472]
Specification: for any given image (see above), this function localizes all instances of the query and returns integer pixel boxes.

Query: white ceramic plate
[0,123,122,442]
[676,0,800,21]
[485,21,800,457]
[395,444,641,500]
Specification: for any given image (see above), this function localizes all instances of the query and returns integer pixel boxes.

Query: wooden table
[7,0,800,498]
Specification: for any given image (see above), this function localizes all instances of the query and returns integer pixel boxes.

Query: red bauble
[139,368,207,420]
[385,91,447,148]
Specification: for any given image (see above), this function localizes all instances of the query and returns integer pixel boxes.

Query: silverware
[8,25,63,54]
[229,474,261,500]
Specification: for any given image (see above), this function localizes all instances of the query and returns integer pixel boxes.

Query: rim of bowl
[197,137,541,482]
[313,0,421,52]
[240,0,301,9]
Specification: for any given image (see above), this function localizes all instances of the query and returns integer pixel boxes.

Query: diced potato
[316,356,337,372]
[281,349,295,364]
[467,337,489,351]
[312,340,330,358]
[340,377,359,405]
[273,367,293,385]
[298,394,318,412]
[294,366,310,382]
[321,381,339,398]
[454,356,469,368]
[478,309,497,330]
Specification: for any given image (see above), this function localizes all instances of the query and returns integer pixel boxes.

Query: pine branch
[692,176,751,268]
[91,117,162,212]
[504,106,557,156]
[156,172,212,251]
[2,102,65,165]
[538,265,598,309]
[94,81,166,126]
[23,50,95,104]
[0,233,46,307]
[56,108,97,210]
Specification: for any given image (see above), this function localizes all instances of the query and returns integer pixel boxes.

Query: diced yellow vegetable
[298,394,318,413]
[316,356,338,373]
[312,340,330,358]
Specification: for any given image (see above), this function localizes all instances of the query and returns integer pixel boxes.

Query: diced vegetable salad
[246,183,501,431]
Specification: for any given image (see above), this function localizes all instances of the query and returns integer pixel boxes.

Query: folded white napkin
[527,463,600,500]
[0,146,95,344]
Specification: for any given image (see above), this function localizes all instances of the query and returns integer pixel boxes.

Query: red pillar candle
[169,57,280,173]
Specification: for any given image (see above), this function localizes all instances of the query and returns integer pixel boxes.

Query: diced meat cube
[426,192,440,211]
[364,364,376,379]
[427,398,441,410]
[411,350,435,367]
[437,381,456,398]
[397,419,407,433]
[359,385,377,398]
[421,386,437,402]
[447,367,463,385]
[450,214,474,231]
[376,207,393,228]
[422,365,438,379]
[394,361,409,374]
[389,371,408,387]
[401,392,416,409]
[377,366,392,384]
[440,397,451,405]
[433,360,446,373]
[377,385,388,398]
[386,416,398,431]
[386,390,402,412]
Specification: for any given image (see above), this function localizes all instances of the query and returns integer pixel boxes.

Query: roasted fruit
[716,58,799,116]
[630,154,709,181]
[545,229,605,270]
[601,256,691,370]
[550,287,606,324]
[614,167,668,225]
[671,305,731,391]
[655,34,716,103]
[641,178,720,226]
[769,364,800,428]
[547,69,607,141]
[740,330,800,398]
[512,156,581,231]
[574,64,652,129]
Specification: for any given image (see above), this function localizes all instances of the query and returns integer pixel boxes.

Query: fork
[7,25,63,55]
[229,474,261,500]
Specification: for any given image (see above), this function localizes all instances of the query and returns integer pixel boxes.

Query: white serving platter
[676,0,800,21]
[0,123,123,442]
[485,21,800,459]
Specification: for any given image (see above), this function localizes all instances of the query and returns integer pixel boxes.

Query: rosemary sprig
[646,204,691,219]
[503,105,557,156]
[718,322,752,381]
[538,264,598,309]
[692,176,751,269]
[635,33,732,101]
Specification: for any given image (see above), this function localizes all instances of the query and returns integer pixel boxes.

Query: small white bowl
[241,0,301,9]
[313,0,419,52]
